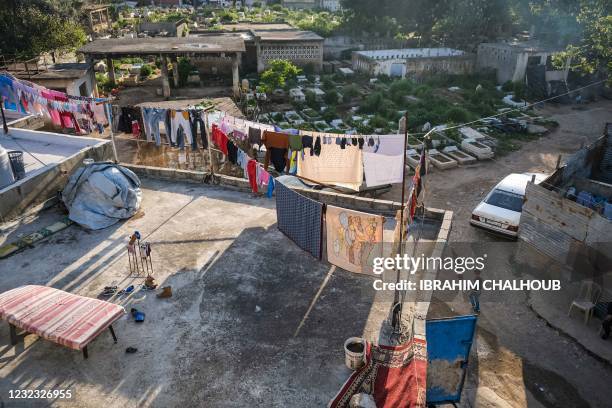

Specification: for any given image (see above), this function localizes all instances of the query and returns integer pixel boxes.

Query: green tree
[259,60,301,93]
[342,84,360,102]
[324,89,339,105]
[305,90,320,110]
[558,12,611,81]
[0,1,86,58]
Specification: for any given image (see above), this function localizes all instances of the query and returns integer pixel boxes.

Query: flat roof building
[193,23,324,73]
[477,41,570,85]
[6,63,96,98]
[79,35,246,97]
[352,48,474,79]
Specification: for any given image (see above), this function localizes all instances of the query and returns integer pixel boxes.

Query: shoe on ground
[157,286,172,298]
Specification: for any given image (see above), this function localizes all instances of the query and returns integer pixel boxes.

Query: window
[485,189,524,212]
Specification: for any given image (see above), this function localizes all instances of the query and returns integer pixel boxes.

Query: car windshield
[485,189,524,212]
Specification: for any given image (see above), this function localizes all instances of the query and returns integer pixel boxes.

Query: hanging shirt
[237,149,249,178]
[170,110,193,146]
[227,140,238,164]
[248,127,262,147]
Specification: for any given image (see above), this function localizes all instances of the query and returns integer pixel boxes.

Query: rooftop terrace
[0,170,446,406]
[78,35,246,56]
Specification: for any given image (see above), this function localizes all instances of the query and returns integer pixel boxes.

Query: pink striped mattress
[0,285,125,350]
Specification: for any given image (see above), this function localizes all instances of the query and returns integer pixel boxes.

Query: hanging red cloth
[51,91,81,134]
[212,124,229,155]
[131,120,141,136]
[247,159,258,193]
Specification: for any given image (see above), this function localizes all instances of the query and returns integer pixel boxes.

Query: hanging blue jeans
[142,107,168,146]
[189,110,207,150]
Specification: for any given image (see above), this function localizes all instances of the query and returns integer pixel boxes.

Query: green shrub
[445,107,472,123]
[177,58,193,87]
[501,80,513,92]
[140,64,152,78]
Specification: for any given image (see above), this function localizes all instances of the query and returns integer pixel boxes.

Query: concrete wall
[282,0,317,9]
[137,21,187,37]
[352,52,474,79]
[0,135,113,222]
[258,41,323,72]
[476,43,563,84]
[33,70,95,98]
[191,55,236,76]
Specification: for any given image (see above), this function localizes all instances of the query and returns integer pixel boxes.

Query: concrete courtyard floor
[0,178,419,407]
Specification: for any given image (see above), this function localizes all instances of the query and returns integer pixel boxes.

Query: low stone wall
[0,141,114,222]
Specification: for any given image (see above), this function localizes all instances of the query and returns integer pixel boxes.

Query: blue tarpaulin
[426,315,477,406]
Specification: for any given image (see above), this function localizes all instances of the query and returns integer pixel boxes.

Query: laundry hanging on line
[0,73,110,135]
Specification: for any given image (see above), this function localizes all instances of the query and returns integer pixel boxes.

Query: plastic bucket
[344,337,365,370]
[7,151,25,180]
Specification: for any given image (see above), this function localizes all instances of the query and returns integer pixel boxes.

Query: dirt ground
[417,100,612,408]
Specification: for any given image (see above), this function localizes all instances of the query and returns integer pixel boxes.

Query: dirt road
[421,100,612,408]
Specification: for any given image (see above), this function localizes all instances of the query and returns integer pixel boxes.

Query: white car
[470,173,547,238]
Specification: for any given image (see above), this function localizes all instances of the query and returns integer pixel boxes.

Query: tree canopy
[259,60,301,93]
[0,0,86,59]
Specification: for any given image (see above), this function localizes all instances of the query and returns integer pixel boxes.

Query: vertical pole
[392,112,409,333]
[1,99,8,134]
[105,103,119,162]
[232,55,240,99]
[204,111,215,176]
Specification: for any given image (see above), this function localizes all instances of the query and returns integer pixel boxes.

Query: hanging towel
[289,134,303,150]
[297,143,363,191]
[363,134,405,155]
[362,152,404,187]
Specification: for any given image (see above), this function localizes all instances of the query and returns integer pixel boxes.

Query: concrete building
[79,35,245,98]
[282,0,317,9]
[198,23,324,73]
[476,42,570,84]
[137,19,189,37]
[253,29,324,73]
[352,48,474,79]
[8,63,96,97]
[320,0,341,11]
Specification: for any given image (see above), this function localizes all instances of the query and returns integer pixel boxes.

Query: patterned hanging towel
[275,182,324,259]
[329,338,427,408]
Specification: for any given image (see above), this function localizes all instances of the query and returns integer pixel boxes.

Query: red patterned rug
[329,338,427,408]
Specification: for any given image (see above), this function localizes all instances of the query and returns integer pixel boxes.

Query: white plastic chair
[568,281,602,324]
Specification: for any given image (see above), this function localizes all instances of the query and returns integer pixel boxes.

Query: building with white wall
[320,0,341,11]
[476,42,569,84]
[9,63,96,97]
[352,48,474,79]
